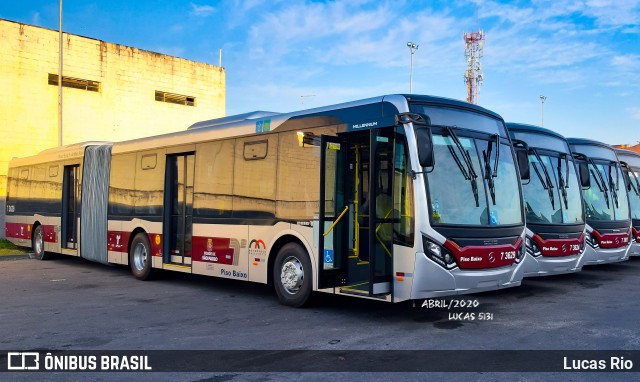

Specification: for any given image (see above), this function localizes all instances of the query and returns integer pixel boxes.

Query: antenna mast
[463,29,485,104]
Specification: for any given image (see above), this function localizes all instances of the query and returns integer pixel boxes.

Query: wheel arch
[30,220,42,242]
[127,227,148,258]
[267,231,316,290]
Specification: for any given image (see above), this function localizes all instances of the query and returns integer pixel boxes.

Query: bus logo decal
[249,239,267,258]
[207,239,214,252]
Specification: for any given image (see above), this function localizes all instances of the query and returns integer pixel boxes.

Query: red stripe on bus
[445,238,522,269]
[5,223,30,240]
[42,225,57,243]
[191,236,235,265]
[633,227,639,242]
[592,230,631,249]
[532,234,583,257]
[107,231,131,253]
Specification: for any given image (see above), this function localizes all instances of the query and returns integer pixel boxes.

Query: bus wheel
[129,233,153,280]
[273,243,312,307]
[32,225,49,260]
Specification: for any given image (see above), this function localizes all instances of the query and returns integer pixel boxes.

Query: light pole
[407,42,418,94]
[58,0,63,146]
[540,95,546,127]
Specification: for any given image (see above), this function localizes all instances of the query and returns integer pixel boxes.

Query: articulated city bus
[614,148,640,257]
[5,94,528,307]
[506,123,586,276]
[567,138,631,266]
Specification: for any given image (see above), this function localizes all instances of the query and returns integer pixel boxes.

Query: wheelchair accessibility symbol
[324,249,334,264]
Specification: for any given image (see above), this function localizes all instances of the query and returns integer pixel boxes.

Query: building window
[48,74,100,92]
[155,90,196,106]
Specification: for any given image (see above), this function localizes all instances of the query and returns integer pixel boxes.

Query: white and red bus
[615,148,640,257]
[567,138,631,266]
[5,94,528,306]
[506,123,586,276]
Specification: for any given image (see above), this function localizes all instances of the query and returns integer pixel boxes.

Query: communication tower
[464,30,485,104]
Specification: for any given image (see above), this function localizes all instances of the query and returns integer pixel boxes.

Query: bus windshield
[426,129,522,226]
[584,161,630,222]
[523,152,583,225]
[627,166,640,220]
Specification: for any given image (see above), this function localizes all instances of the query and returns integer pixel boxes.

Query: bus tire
[273,243,312,307]
[32,225,50,260]
[129,233,153,280]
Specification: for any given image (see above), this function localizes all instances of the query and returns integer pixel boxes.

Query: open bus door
[163,153,195,269]
[61,164,80,251]
[318,135,348,289]
[318,128,394,297]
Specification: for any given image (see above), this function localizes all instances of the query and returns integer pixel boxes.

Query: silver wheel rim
[34,230,43,256]
[133,242,148,271]
[280,256,304,294]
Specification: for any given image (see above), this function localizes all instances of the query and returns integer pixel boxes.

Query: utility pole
[406,42,418,94]
[58,0,63,146]
[540,95,546,127]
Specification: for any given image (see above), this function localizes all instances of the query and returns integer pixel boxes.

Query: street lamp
[58,0,63,146]
[540,95,546,127]
[407,42,418,94]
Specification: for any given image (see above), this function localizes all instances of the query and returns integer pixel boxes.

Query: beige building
[0,19,225,236]
[0,18,226,194]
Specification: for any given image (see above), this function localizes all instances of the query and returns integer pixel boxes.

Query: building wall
[0,19,225,237]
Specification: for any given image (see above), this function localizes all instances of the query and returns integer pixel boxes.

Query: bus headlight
[422,236,457,270]
[525,236,541,257]
[516,241,526,262]
[585,232,599,249]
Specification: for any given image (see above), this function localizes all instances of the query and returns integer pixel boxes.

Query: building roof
[613,143,640,155]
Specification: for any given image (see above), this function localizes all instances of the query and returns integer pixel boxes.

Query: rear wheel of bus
[274,243,312,307]
[130,233,153,280]
[32,225,50,260]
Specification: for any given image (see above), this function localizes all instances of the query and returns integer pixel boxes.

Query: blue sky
[2,0,639,145]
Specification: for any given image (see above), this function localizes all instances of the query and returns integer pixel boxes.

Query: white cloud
[583,0,640,28]
[190,3,215,17]
[611,54,640,68]
[31,11,41,26]
[628,107,640,120]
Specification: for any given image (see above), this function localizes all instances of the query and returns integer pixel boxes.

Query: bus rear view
[507,123,585,276]
[568,138,631,266]
[615,148,640,257]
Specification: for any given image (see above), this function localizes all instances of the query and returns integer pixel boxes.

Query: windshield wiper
[589,158,610,209]
[483,134,500,205]
[629,166,640,196]
[445,126,479,207]
[556,154,569,210]
[530,148,555,209]
[608,162,620,208]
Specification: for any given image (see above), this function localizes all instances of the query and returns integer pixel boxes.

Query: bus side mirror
[415,127,435,168]
[516,149,530,181]
[579,162,591,188]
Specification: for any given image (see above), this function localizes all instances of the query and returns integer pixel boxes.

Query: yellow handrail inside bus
[375,208,393,257]
[323,205,350,237]
[353,144,360,259]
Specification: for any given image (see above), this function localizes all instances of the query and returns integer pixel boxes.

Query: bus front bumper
[627,241,640,257]
[576,245,628,268]
[522,253,581,277]
[410,252,525,299]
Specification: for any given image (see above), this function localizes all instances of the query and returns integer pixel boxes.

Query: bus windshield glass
[523,152,583,224]
[426,129,522,226]
[583,161,630,222]
[619,154,640,220]
[410,104,506,137]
